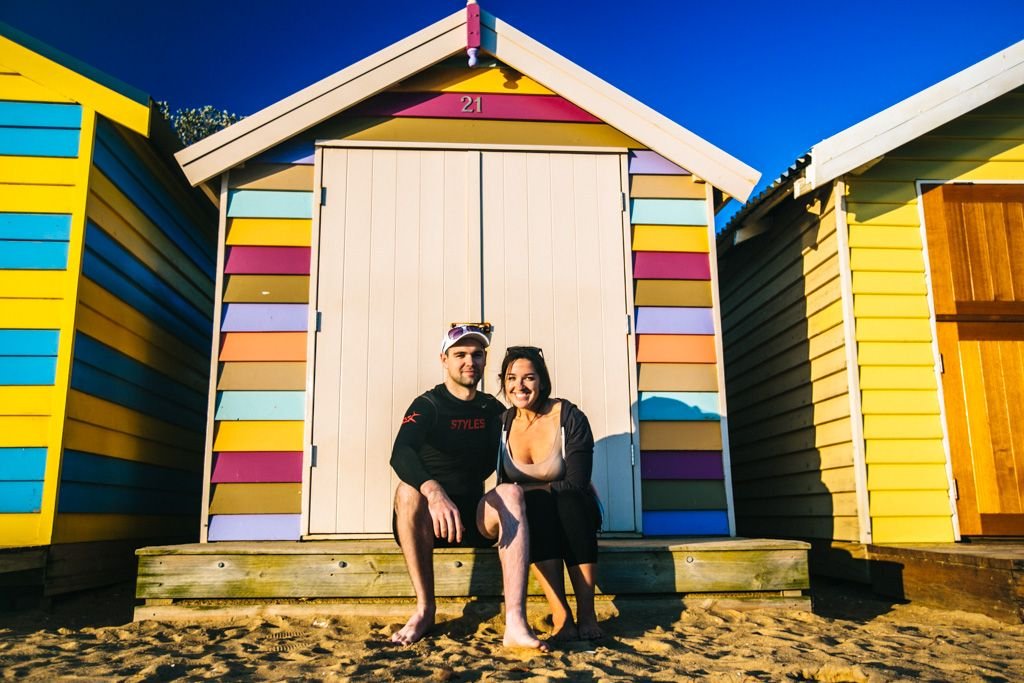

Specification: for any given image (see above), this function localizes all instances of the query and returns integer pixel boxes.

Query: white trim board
[803,39,1024,192]
[175,8,759,201]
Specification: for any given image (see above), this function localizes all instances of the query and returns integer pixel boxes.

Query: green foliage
[157,101,243,146]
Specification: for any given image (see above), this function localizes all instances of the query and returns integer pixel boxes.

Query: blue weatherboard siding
[629,199,707,226]
[642,510,730,536]
[0,240,69,269]
[0,213,72,240]
[215,391,306,421]
[226,190,314,219]
[93,121,215,276]
[57,482,196,514]
[0,482,44,513]
[0,127,80,157]
[70,362,206,431]
[0,101,82,128]
[0,357,58,385]
[0,330,59,356]
[0,447,47,480]
[62,450,198,491]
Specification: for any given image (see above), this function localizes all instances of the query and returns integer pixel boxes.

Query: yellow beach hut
[0,23,216,593]
[172,6,762,545]
[718,39,1024,618]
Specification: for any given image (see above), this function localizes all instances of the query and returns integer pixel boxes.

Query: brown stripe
[641,480,728,510]
[224,275,310,303]
[229,163,314,190]
[208,483,301,514]
[639,421,722,450]
[635,280,713,307]
[218,362,307,390]
[630,175,706,199]
[638,363,719,391]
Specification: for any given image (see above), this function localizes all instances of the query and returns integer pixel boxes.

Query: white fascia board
[482,12,761,201]
[175,10,466,185]
[807,39,1024,190]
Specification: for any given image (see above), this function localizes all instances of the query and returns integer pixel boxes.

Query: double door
[307,145,637,535]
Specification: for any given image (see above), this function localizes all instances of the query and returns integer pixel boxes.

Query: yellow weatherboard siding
[842,90,1024,543]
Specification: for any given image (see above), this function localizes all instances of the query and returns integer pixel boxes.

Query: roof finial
[466,0,481,67]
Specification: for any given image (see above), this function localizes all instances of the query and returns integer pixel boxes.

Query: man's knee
[394,482,426,516]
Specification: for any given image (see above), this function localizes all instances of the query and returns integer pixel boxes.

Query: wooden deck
[135,537,810,621]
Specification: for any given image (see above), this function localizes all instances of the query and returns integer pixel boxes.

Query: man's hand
[420,480,464,544]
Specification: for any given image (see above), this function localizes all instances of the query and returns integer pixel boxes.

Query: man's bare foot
[502,624,550,652]
[390,607,435,645]
[576,618,603,640]
[550,621,579,642]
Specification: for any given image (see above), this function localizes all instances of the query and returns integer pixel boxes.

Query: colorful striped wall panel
[0,447,46,513]
[628,152,726,536]
[0,101,81,157]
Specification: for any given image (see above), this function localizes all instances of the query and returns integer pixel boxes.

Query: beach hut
[172,4,761,547]
[718,40,1024,619]
[0,23,216,594]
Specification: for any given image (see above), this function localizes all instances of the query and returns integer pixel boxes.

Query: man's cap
[441,323,492,353]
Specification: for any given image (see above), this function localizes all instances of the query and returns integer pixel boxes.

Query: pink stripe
[211,451,303,483]
[347,92,601,123]
[641,451,724,479]
[225,247,311,274]
[633,252,710,279]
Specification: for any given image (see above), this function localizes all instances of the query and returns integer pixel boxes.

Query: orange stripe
[219,332,307,361]
[636,335,716,363]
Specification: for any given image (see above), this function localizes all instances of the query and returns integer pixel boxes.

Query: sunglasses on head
[505,345,544,357]
[448,322,493,342]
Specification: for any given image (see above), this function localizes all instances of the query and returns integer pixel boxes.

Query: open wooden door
[922,183,1024,536]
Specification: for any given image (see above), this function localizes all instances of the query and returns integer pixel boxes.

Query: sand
[2,580,1022,682]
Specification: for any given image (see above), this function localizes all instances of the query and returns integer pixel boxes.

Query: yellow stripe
[853,294,930,318]
[392,66,554,94]
[869,490,952,516]
[337,118,639,147]
[808,300,844,336]
[868,463,950,491]
[209,483,302,514]
[871,516,954,543]
[64,419,200,471]
[226,218,313,247]
[0,155,77,185]
[52,513,195,543]
[865,438,946,464]
[0,513,50,546]
[213,420,304,451]
[0,416,49,445]
[66,390,203,450]
[76,302,208,392]
[0,71,73,102]
[852,272,927,295]
[849,225,922,249]
[860,390,940,415]
[0,271,68,299]
[78,278,207,370]
[86,185,213,313]
[863,414,944,439]
[0,35,149,135]
[0,183,79,213]
[0,387,54,416]
[847,203,920,227]
[860,366,937,390]
[90,171,213,300]
[850,248,924,272]
[857,342,935,366]
[631,225,708,252]
[855,318,932,342]
[0,299,64,328]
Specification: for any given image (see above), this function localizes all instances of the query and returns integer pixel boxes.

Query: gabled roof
[175,8,760,201]
[0,21,151,136]
[800,37,1024,194]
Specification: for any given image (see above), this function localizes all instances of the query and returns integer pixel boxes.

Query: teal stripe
[630,198,706,226]
[0,481,43,512]
[227,190,314,219]
[0,126,79,157]
[215,390,306,421]
[0,330,59,356]
[0,240,69,269]
[0,357,57,385]
[0,447,47,480]
[639,391,720,421]
[0,102,82,128]
[0,213,72,240]
[62,450,197,492]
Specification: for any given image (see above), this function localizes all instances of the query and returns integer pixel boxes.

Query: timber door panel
[310,148,479,534]
[481,151,636,532]
[923,183,1024,535]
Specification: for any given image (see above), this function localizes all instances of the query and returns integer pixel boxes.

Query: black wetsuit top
[390,384,504,497]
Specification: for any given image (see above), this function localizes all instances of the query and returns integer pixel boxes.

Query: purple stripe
[629,150,690,175]
[212,452,303,483]
[635,307,715,334]
[208,514,301,541]
[633,252,710,280]
[225,247,311,275]
[641,451,724,480]
[252,139,315,165]
[221,304,308,332]
[347,92,602,123]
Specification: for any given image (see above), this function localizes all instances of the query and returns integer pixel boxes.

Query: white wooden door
[309,145,635,535]
[480,151,636,532]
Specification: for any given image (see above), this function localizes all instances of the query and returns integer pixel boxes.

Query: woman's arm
[550,403,594,492]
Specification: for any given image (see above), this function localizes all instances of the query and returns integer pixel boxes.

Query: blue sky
[5,1,1024,223]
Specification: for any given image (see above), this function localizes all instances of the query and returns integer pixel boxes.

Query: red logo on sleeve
[402,412,421,425]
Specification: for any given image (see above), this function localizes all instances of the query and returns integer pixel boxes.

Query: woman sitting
[497,346,603,640]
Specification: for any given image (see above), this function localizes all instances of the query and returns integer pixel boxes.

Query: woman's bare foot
[503,624,550,652]
[390,606,436,645]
